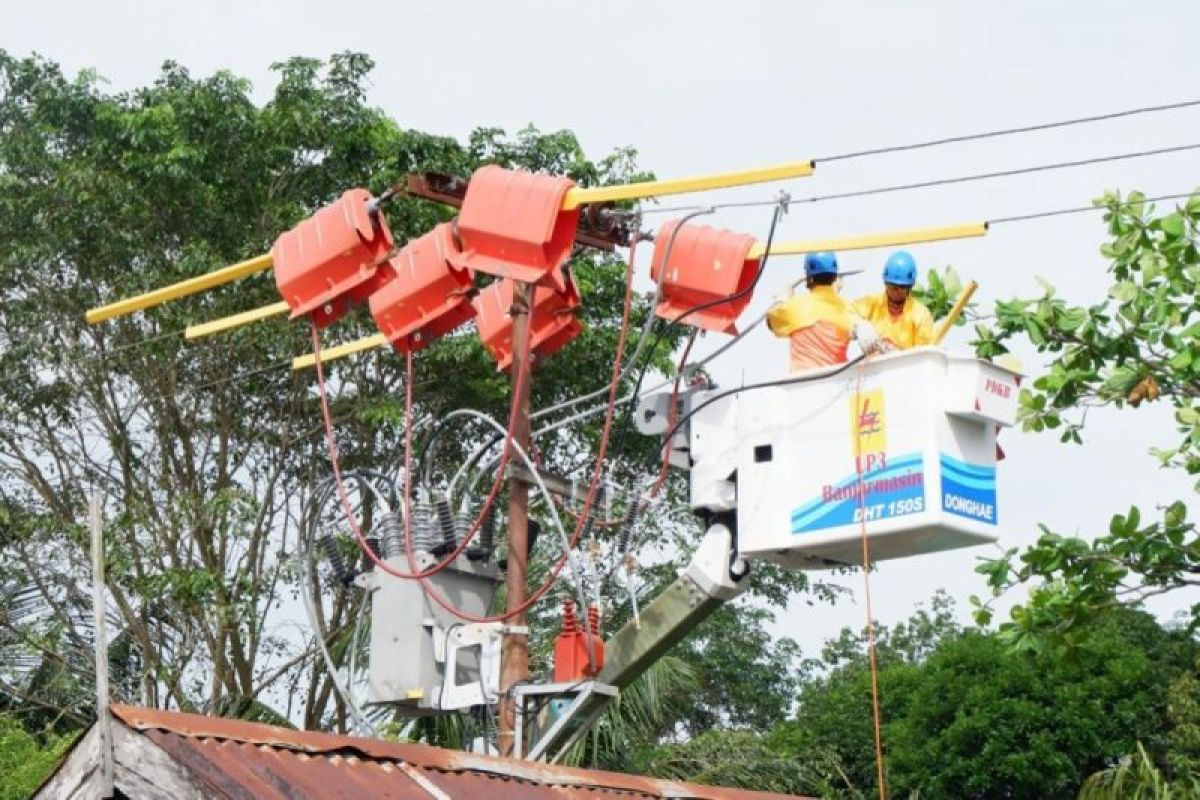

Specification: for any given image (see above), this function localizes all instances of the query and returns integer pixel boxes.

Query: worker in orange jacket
[852,251,934,351]
[766,252,880,372]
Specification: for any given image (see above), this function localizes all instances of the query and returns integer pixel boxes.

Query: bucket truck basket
[680,348,1020,568]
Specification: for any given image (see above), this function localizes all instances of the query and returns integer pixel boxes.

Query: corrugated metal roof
[108,704,810,800]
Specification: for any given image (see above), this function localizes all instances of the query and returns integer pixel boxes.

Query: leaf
[1108,282,1139,303]
[1160,212,1186,238]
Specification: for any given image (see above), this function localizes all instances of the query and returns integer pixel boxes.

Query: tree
[769,599,1199,799]
[971,190,1200,647]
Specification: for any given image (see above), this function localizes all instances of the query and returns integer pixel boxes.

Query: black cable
[660,355,868,447]
[817,98,1200,163]
[637,145,1200,216]
[989,191,1198,225]
[610,200,787,463]
[806,142,1200,205]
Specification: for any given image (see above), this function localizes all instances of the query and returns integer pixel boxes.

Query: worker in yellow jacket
[852,251,934,351]
[767,252,880,372]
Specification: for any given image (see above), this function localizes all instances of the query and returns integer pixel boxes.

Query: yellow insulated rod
[85,253,273,325]
[561,160,815,211]
[746,222,988,260]
[292,333,388,371]
[185,301,290,340]
[933,280,980,345]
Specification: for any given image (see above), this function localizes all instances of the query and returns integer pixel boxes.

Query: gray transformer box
[362,553,502,715]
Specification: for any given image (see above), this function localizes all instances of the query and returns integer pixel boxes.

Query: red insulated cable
[409,239,642,622]
[311,319,531,581]
[852,359,889,800]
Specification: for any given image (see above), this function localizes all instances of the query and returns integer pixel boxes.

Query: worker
[767,252,880,372]
[852,250,935,351]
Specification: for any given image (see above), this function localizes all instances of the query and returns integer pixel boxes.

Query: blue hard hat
[883,250,917,287]
[804,251,839,278]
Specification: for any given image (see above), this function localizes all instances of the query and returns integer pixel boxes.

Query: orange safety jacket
[766,285,858,372]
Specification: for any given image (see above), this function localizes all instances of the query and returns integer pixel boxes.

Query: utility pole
[90,491,114,799]
[498,280,533,757]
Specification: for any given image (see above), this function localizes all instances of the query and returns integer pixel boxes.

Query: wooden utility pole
[498,281,533,757]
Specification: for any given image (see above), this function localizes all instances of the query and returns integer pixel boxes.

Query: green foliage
[635,730,824,794]
[770,600,1198,800]
[912,265,967,322]
[1167,664,1200,783]
[970,190,1200,644]
[0,714,76,800]
[1078,742,1200,800]
[562,655,701,770]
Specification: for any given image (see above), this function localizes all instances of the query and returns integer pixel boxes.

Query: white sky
[8,0,1200,658]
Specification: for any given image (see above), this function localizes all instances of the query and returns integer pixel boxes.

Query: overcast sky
[8,1,1200,655]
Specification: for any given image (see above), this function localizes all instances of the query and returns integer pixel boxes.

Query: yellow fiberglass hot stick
[85,253,274,325]
[933,280,979,345]
[561,160,815,211]
[291,334,388,371]
[746,222,988,261]
[185,301,290,341]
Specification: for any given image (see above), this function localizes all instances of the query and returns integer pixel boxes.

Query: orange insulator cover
[271,188,395,328]
[648,220,759,334]
[369,223,476,354]
[473,275,583,371]
[450,166,579,291]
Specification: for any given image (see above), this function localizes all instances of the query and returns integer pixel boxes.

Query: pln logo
[850,389,886,457]
[858,399,882,435]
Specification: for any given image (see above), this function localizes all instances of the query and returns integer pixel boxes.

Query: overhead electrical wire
[815,97,1200,162]
[32,101,1200,461]
[44,158,1200,390]
[635,143,1200,216]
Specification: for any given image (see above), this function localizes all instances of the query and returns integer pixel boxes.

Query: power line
[989,191,1196,225]
[816,98,1200,163]
[639,143,1200,215]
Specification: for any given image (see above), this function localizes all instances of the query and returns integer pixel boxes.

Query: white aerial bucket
[684,348,1020,569]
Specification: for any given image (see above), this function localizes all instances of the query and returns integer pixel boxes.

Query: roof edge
[109,704,800,799]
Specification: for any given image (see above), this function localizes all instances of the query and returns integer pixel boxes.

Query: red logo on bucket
[858,399,882,436]
[984,378,1011,398]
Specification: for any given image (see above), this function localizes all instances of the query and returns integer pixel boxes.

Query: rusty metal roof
[105,704,809,799]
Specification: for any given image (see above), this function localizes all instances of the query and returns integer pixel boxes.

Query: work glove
[853,320,882,354]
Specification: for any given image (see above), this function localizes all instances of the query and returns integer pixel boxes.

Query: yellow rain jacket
[766,285,857,372]
[852,292,934,350]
